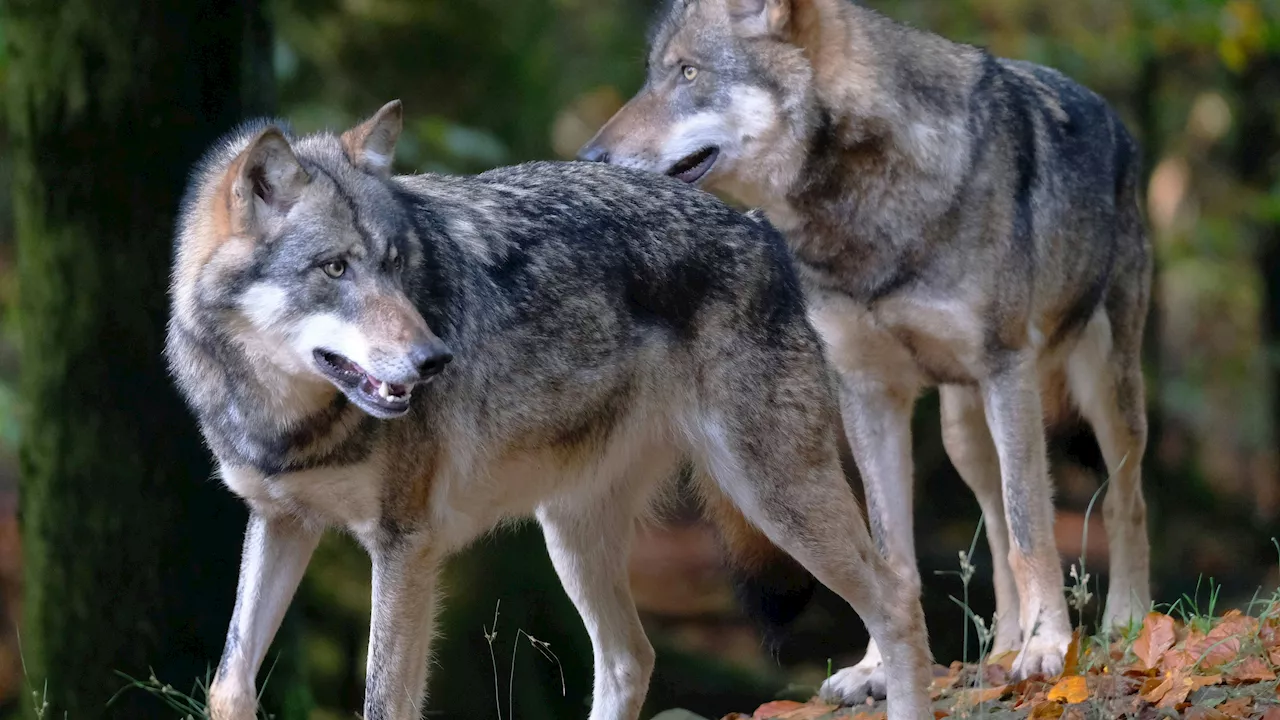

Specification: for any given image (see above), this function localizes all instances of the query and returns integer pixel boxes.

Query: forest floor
[658,604,1280,720]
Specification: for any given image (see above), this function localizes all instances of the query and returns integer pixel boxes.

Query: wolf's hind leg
[1066,310,1150,631]
[688,410,932,720]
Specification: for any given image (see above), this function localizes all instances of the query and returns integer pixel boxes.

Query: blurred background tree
[0,0,1277,718]
[0,0,306,717]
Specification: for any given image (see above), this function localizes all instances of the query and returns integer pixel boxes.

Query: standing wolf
[166,100,934,720]
[580,0,1152,701]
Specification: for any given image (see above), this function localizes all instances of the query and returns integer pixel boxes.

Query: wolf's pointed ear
[342,100,403,177]
[727,0,791,38]
[228,128,310,236]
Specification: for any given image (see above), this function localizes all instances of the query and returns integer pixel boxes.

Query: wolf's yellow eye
[682,65,698,81]
[323,260,346,279]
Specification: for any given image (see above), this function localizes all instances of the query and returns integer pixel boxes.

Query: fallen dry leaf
[1063,628,1081,677]
[1161,648,1198,675]
[1014,688,1048,710]
[1185,628,1238,670]
[1262,706,1280,720]
[929,667,961,699]
[1133,612,1177,671]
[1187,612,1254,671]
[1226,655,1276,684]
[982,661,1011,687]
[932,711,949,720]
[1142,671,1221,709]
[776,702,838,720]
[1046,676,1089,704]
[848,712,885,720]
[753,701,805,719]
[953,685,1008,710]
[1218,610,1257,635]
[1029,701,1065,719]
[1269,645,1280,667]
[987,650,1017,672]
[1184,707,1230,720]
[1214,695,1253,719]
[1139,676,1164,699]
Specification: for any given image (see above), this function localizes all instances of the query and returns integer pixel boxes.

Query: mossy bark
[3,0,306,717]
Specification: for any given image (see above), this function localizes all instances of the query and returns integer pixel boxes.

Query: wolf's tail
[696,474,818,653]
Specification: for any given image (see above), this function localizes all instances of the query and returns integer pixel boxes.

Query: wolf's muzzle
[411,339,453,380]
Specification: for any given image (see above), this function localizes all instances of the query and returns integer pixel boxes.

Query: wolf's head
[578,0,817,199]
[171,101,452,420]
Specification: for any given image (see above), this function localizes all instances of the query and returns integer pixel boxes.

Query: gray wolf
[165,100,934,720]
[580,0,1152,702]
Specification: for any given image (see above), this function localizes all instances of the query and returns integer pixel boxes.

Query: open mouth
[313,349,415,418]
[666,146,720,184]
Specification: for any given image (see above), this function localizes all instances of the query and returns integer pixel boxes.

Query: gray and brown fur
[165,101,934,720]
[581,0,1152,701]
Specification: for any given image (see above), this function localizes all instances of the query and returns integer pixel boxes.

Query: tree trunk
[3,0,307,717]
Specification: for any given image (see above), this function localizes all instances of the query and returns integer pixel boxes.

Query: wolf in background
[165,100,934,720]
[581,0,1152,702]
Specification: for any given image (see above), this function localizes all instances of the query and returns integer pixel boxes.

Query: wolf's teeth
[378,381,390,399]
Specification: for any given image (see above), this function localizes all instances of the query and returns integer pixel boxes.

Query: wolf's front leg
[536,499,654,720]
[209,511,321,720]
[981,354,1072,680]
[363,539,441,720]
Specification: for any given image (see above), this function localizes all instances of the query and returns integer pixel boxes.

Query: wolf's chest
[807,282,990,386]
[219,461,384,533]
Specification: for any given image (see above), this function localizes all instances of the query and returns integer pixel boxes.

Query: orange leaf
[1133,612,1177,671]
[932,712,950,720]
[953,685,1008,709]
[1063,628,1082,677]
[1215,695,1253,719]
[1029,701,1065,719]
[1262,707,1280,720]
[1190,674,1223,690]
[774,702,839,720]
[1046,676,1089,704]
[1185,707,1230,720]
[753,701,805,719]
[1139,676,1166,700]
[1216,609,1257,636]
[1184,628,1233,670]
[1270,646,1280,667]
[1226,655,1276,684]
[987,650,1018,672]
[1161,648,1197,675]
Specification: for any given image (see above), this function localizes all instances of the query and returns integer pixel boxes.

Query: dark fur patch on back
[622,242,722,338]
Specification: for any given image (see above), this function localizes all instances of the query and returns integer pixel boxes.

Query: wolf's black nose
[577,144,610,163]
[412,341,453,378]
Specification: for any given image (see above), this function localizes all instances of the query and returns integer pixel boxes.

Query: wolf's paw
[819,661,887,706]
[1102,595,1147,635]
[1010,631,1069,680]
[207,683,258,720]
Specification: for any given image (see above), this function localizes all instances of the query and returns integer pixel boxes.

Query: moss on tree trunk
[3,0,306,717]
